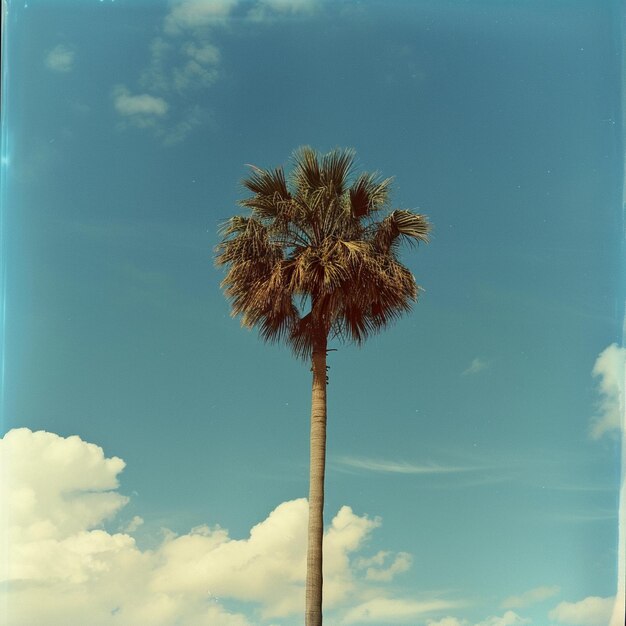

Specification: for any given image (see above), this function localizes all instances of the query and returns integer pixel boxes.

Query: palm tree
[216,146,430,626]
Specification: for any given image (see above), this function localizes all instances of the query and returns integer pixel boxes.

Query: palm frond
[240,165,291,220]
[370,210,431,253]
[292,146,322,196]
[216,147,431,360]
[348,173,392,217]
[320,148,355,195]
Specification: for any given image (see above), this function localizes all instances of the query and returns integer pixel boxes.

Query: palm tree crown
[216,146,431,356]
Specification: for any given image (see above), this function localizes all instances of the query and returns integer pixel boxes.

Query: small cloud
[474,612,530,626]
[160,105,207,145]
[549,595,616,626]
[343,597,459,625]
[164,0,239,35]
[120,0,323,143]
[121,516,144,533]
[139,37,175,92]
[427,612,530,626]
[113,85,169,118]
[356,550,412,582]
[589,343,625,439]
[501,585,560,609]
[248,0,318,21]
[69,101,91,115]
[336,456,476,474]
[462,357,488,376]
[44,44,75,72]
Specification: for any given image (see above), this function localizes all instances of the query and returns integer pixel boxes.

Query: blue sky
[1,1,624,625]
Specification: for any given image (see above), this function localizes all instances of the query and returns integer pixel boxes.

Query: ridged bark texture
[305,338,327,626]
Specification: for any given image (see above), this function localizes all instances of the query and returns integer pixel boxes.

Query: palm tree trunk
[305,335,327,626]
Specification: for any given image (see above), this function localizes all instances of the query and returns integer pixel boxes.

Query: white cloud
[590,343,625,439]
[1,428,443,625]
[356,550,412,582]
[501,585,560,609]
[128,3,227,143]
[549,596,616,626]
[462,357,488,376]
[475,611,530,626]
[115,0,324,143]
[426,612,529,626]
[113,85,169,118]
[248,0,318,21]
[172,56,219,92]
[44,44,75,72]
[139,37,175,92]
[164,0,239,35]
[343,597,459,624]
[336,456,476,474]
[121,516,144,533]
[1,428,127,544]
[474,611,530,626]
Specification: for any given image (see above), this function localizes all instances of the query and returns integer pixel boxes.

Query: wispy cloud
[462,357,489,376]
[427,611,530,626]
[248,0,318,22]
[543,509,617,524]
[44,44,75,72]
[474,612,530,626]
[355,550,412,582]
[501,585,560,609]
[335,456,480,475]
[343,598,461,625]
[113,0,324,143]
[589,343,625,439]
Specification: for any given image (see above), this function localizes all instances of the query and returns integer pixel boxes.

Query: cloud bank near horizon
[0,427,457,625]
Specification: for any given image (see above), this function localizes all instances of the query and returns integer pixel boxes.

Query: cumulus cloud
[590,343,625,439]
[113,85,169,118]
[462,357,489,376]
[501,585,560,609]
[0,428,444,626]
[1,428,127,544]
[549,595,616,626]
[427,618,469,626]
[44,44,75,72]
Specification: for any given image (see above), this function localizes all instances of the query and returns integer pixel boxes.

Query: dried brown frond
[216,147,431,359]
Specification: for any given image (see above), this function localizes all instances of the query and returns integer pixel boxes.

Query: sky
[0,0,625,625]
